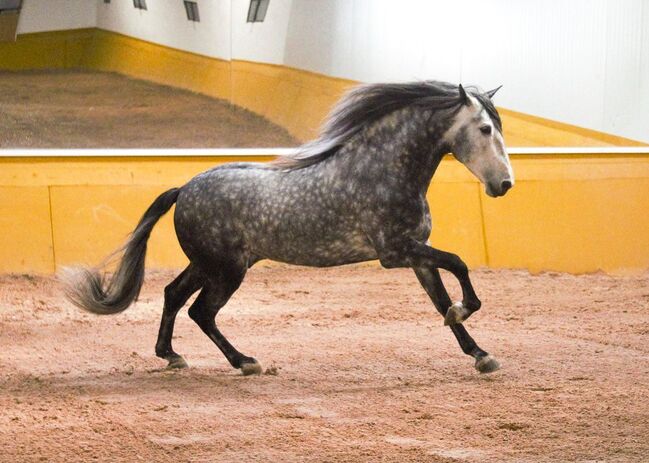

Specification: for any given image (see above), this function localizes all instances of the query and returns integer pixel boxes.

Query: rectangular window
[133,0,147,10]
[0,0,21,13]
[247,0,269,23]
[184,1,199,22]
[104,0,110,4]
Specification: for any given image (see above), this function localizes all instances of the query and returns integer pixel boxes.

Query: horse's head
[444,85,513,197]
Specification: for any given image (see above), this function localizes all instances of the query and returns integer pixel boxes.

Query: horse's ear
[458,84,470,105]
[485,85,503,99]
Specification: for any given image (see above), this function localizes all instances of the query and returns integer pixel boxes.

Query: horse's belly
[249,229,378,267]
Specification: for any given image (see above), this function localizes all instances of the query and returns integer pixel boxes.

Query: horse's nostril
[501,180,512,193]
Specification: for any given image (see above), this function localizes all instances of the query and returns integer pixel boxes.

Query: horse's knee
[188,305,204,323]
[443,253,467,275]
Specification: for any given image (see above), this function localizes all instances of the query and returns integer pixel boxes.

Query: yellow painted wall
[1,152,648,275]
[0,28,93,69]
[82,29,232,102]
[499,108,647,147]
[230,60,356,141]
[0,186,54,274]
[481,154,649,274]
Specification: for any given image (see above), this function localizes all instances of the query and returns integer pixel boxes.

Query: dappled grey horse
[64,81,514,375]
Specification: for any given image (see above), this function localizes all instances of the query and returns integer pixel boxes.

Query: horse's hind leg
[187,261,262,376]
[155,264,202,369]
[414,267,500,373]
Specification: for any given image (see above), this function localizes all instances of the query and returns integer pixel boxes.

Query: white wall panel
[283,0,341,76]
[639,2,649,142]
[280,0,464,83]
[461,0,609,132]
[231,0,293,65]
[602,0,648,142]
[95,0,231,60]
[17,0,97,33]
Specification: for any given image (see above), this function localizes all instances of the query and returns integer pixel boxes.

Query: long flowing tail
[62,188,180,315]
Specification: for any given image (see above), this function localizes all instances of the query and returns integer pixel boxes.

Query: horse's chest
[409,202,432,242]
[413,208,433,241]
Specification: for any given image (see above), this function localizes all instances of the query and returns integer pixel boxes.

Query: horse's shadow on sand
[5,364,502,403]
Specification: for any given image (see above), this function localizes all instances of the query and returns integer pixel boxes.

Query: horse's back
[173,162,265,253]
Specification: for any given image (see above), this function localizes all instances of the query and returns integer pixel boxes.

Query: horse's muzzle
[486,179,513,197]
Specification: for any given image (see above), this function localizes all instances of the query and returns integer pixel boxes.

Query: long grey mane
[272,80,501,170]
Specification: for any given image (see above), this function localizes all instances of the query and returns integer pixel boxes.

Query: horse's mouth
[485,187,508,198]
[485,180,513,198]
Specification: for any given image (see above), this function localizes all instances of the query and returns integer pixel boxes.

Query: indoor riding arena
[1,2,648,462]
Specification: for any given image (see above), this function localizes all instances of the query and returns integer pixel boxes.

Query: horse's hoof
[475,355,501,374]
[166,355,188,370]
[240,360,263,376]
[444,302,469,326]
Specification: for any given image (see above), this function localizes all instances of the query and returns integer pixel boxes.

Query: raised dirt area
[1,265,648,462]
[0,69,298,148]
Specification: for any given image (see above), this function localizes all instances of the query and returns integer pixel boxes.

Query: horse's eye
[480,125,492,135]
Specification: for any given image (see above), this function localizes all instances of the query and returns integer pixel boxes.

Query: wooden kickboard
[0,11,19,43]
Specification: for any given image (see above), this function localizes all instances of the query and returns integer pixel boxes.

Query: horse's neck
[338,108,448,193]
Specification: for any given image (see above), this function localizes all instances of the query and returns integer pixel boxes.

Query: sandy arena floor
[0,265,648,462]
[0,69,297,148]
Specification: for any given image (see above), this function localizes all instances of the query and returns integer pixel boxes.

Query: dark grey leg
[378,238,481,324]
[187,263,262,375]
[414,267,500,373]
[155,265,202,368]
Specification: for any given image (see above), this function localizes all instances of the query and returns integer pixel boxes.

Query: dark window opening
[103,0,110,4]
[247,0,269,23]
[184,1,200,22]
[0,0,22,14]
[133,0,147,10]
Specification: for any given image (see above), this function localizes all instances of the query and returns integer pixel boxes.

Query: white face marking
[443,94,514,197]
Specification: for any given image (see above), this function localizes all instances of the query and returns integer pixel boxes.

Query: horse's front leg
[377,238,481,324]
[414,266,500,373]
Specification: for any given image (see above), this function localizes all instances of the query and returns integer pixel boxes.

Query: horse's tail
[62,188,180,315]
